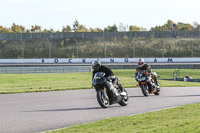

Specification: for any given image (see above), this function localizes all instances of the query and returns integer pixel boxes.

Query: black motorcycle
[92,72,129,108]
[135,70,160,96]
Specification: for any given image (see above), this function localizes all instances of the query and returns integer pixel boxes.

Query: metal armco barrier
[0,66,92,74]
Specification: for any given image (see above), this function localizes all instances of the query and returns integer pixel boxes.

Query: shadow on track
[128,96,145,98]
[169,94,200,97]
[23,106,121,112]
[24,107,101,112]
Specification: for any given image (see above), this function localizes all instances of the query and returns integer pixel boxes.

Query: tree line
[0,19,200,33]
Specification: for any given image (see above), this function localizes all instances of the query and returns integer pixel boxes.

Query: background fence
[0,31,200,41]
[0,31,200,59]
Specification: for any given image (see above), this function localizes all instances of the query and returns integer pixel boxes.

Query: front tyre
[154,87,160,95]
[96,90,109,108]
[140,84,149,96]
[119,89,129,106]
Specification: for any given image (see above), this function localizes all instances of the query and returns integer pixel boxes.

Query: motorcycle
[92,72,129,108]
[135,70,160,96]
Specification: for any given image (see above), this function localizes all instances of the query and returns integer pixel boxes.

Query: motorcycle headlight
[141,77,146,81]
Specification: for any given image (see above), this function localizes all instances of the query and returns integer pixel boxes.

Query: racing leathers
[92,65,125,92]
[135,64,159,88]
[92,65,114,79]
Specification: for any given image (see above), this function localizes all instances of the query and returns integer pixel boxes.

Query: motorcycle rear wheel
[97,90,110,108]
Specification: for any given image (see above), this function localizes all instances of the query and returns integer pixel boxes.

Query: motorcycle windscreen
[92,72,106,86]
[137,71,147,82]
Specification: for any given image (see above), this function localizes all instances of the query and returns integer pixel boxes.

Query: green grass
[154,69,200,79]
[47,103,200,133]
[0,73,92,94]
[0,69,200,94]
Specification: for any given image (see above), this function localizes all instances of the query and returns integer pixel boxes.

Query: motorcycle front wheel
[140,84,149,96]
[119,89,129,106]
[154,87,160,95]
[96,90,110,108]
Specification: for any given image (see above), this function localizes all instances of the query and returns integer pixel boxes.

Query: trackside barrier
[174,78,200,82]
[0,66,92,74]
[170,69,200,82]
[0,58,200,64]
[173,70,180,80]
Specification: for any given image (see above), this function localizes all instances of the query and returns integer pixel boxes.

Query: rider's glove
[134,72,137,78]
[106,76,111,81]
[91,84,94,88]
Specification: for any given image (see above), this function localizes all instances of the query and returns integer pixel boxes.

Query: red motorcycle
[135,70,160,96]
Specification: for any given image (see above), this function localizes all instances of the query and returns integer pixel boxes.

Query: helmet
[138,58,145,67]
[92,60,101,71]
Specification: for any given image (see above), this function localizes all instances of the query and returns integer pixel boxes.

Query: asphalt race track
[1,87,200,133]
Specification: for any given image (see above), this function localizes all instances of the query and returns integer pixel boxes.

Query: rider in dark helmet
[92,60,114,78]
[135,58,160,88]
[92,60,126,95]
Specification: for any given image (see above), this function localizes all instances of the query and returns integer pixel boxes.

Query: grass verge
[0,69,200,94]
[47,103,200,133]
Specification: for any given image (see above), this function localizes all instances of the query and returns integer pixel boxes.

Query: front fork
[102,87,108,100]
[140,81,154,93]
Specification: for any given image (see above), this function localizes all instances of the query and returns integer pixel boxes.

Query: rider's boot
[118,84,126,96]
[154,78,160,92]
[156,83,160,92]
[154,77,160,88]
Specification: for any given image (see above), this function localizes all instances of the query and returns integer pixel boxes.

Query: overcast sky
[0,0,199,31]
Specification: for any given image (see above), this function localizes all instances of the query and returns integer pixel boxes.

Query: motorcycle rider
[92,60,126,96]
[135,58,160,90]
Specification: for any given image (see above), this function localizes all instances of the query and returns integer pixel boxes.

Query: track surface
[1,87,200,133]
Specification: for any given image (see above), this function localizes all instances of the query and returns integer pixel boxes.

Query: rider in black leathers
[92,63,114,79]
[92,60,125,95]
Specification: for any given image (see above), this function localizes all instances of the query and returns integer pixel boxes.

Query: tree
[62,25,72,32]
[0,26,4,32]
[150,25,169,31]
[89,27,103,32]
[96,28,103,32]
[104,24,118,32]
[11,23,25,33]
[76,25,89,32]
[72,20,80,32]
[129,25,147,31]
[43,28,55,33]
[30,25,42,32]
[166,19,175,31]
[0,26,12,33]
[72,20,88,32]
[176,23,194,31]
[150,19,195,31]
[150,20,174,31]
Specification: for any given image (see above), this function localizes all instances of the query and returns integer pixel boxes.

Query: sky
[0,0,200,31]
